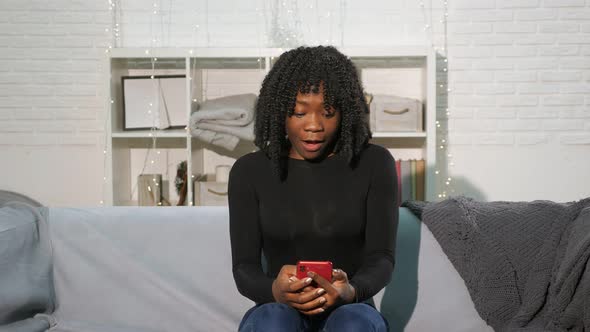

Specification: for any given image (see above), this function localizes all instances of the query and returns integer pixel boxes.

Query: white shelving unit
[105,47,436,206]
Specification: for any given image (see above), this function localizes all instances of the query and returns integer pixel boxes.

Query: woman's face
[285,87,341,161]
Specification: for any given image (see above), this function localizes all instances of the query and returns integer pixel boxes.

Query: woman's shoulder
[231,149,269,174]
[359,143,395,163]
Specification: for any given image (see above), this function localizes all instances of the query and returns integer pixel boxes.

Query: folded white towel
[196,121,254,141]
[192,94,256,126]
[189,94,257,151]
[191,107,252,127]
[190,128,240,151]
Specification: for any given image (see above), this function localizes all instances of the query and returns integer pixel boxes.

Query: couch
[1,205,492,332]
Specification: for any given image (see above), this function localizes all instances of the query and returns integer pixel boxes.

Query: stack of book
[395,159,425,205]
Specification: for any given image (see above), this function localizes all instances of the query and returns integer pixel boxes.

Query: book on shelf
[415,159,425,201]
[410,159,417,202]
[397,158,426,204]
[395,160,401,206]
[400,160,411,205]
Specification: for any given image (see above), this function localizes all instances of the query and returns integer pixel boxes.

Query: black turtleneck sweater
[228,143,398,304]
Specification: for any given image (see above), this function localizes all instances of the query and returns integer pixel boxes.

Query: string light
[100,2,451,204]
[421,0,454,199]
[103,0,172,205]
[268,0,303,47]
[101,0,121,205]
[129,0,168,206]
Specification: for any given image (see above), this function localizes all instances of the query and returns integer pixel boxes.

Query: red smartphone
[296,261,333,283]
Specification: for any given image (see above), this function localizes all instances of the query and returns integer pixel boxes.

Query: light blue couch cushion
[46,206,252,332]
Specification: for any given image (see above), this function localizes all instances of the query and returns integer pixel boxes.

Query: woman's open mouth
[301,140,324,152]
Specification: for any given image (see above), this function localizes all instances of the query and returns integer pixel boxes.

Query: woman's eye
[324,112,336,118]
[293,113,305,118]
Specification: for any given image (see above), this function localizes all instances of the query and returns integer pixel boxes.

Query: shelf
[106,47,437,205]
[112,136,187,149]
[109,47,285,58]
[112,129,188,138]
[109,46,429,59]
[372,132,426,138]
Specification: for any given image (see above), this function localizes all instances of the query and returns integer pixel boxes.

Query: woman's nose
[304,112,323,132]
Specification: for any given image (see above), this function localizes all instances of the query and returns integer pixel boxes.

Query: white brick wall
[0,0,589,205]
[0,4,109,205]
[516,133,549,145]
[442,1,590,201]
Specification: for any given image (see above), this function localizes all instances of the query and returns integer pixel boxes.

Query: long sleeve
[228,157,275,304]
[349,149,399,302]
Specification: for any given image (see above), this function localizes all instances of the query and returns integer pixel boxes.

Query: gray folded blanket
[404,197,590,331]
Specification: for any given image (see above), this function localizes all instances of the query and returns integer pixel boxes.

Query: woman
[228,45,398,331]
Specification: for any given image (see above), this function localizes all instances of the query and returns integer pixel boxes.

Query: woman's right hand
[271,265,327,313]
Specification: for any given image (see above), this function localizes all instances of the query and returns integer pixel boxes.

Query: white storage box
[194,181,228,206]
[370,94,423,132]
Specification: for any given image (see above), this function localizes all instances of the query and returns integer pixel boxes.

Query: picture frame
[122,75,186,130]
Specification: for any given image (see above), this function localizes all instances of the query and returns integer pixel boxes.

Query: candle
[215,165,231,183]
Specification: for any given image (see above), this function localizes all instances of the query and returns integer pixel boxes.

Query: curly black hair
[254,45,372,180]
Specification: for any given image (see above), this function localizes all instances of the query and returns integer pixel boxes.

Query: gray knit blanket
[404,196,590,331]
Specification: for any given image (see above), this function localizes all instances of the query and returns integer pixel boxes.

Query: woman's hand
[271,265,327,311]
[298,268,356,316]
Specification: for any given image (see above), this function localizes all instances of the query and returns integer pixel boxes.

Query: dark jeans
[238,302,389,332]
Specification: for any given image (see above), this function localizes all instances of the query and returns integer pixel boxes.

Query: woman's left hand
[298,269,356,316]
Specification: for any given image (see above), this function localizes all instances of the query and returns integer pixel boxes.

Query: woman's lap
[238,303,388,332]
[238,303,304,332]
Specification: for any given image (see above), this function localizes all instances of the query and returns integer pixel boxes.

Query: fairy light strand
[421,0,453,199]
[130,0,169,205]
[339,0,346,47]
[101,0,122,205]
